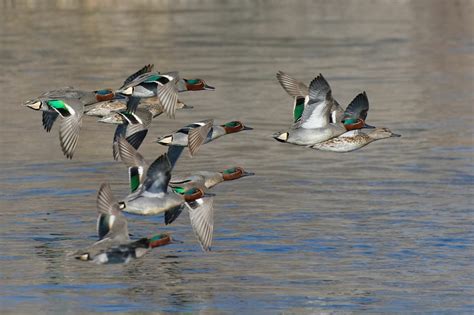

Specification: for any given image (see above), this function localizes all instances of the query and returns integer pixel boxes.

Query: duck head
[221,121,253,134]
[173,187,214,202]
[367,127,401,140]
[94,88,115,102]
[184,78,215,91]
[342,118,375,131]
[221,167,255,181]
[148,233,172,248]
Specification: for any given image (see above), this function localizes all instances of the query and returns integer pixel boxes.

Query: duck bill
[180,103,194,110]
[203,192,216,197]
[204,84,215,91]
[243,126,253,131]
[390,133,402,138]
[242,171,255,177]
[363,123,376,129]
[25,100,43,111]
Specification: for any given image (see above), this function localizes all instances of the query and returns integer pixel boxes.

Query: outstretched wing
[58,100,83,159]
[122,64,154,87]
[117,136,147,170]
[188,119,213,156]
[42,111,59,132]
[157,82,178,119]
[293,74,333,129]
[167,145,185,170]
[142,153,172,194]
[186,197,214,251]
[276,71,309,97]
[96,183,129,241]
[342,91,369,124]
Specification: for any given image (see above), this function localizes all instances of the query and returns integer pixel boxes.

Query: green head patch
[184,188,200,195]
[223,167,237,174]
[149,233,171,248]
[150,234,167,242]
[186,79,200,85]
[224,121,240,128]
[96,89,112,95]
[343,118,358,125]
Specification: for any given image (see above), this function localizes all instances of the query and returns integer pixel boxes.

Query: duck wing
[42,111,59,132]
[276,71,309,97]
[188,119,213,156]
[342,91,369,124]
[117,134,147,168]
[96,183,129,241]
[142,153,172,194]
[157,81,179,119]
[186,197,214,251]
[167,146,185,170]
[122,64,154,87]
[57,99,83,159]
[292,74,333,129]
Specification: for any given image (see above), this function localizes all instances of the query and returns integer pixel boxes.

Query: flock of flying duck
[23,64,400,264]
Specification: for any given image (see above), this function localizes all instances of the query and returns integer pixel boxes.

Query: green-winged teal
[73,183,172,264]
[170,167,255,191]
[156,119,253,159]
[115,147,214,251]
[273,74,377,146]
[310,127,401,152]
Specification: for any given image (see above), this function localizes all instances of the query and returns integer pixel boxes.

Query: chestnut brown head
[148,233,172,248]
[94,88,115,102]
[221,167,255,181]
[184,78,215,91]
[221,121,253,134]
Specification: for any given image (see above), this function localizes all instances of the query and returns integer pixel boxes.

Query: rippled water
[1,0,473,313]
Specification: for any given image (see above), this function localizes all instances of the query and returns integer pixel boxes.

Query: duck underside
[311,135,372,152]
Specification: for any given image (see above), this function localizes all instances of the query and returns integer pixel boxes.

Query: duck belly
[311,135,370,152]
[124,197,183,215]
[288,125,345,145]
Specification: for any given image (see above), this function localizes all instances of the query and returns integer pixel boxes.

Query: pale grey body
[285,124,346,146]
[122,189,185,215]
[274,74,348,146]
